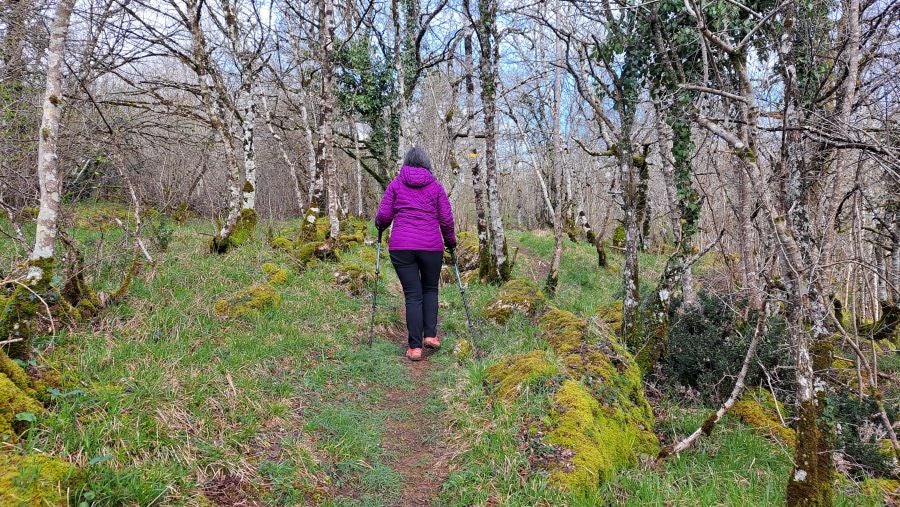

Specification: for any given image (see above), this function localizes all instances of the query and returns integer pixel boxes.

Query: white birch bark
[29,0,76,280]
[318,0,340,238]
[240,86,257,211]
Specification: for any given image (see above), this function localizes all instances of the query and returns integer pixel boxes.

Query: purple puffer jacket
[375,166,456,251]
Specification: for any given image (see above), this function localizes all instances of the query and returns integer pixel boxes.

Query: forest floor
[1,207,895,506]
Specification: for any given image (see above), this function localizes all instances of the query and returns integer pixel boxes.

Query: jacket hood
[398,165,435,188]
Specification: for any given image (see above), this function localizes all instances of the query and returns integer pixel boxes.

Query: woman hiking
[375,146,456,361]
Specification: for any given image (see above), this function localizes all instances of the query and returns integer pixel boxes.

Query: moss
[19,206,39,220]
[111,258,142,302]
[859,478,899,498]
[0,453,77,506]
[483,279,547,324]
[0,350,35,397]
[332,262,374,296]
[2,260,54,360]
[214,283,281,318]
[452,339,473,362]
[242,180,255,193]
[595,301,624,331]
[338,230,366,246]
[261,263,289,286]
[228,208,258,248]
[731,388,796,447]
[73,202,132,231]
[0,372,43,439]
[295,240,339,266]
[270,236,294,250]
[485,350,557,399]
[296,210,330,244]
[359,246,377,264]
[445,231,481,273]
[546,380,658,488]
[539,308,586,355]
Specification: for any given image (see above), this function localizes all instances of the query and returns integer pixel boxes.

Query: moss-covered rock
[270,236,293,251]
[485,350,558,399]
[546,379,658,488]
[533,307,659,487]
[332,262,374,296]
[731,388,796,447]
[214,283,281,318]
[0,453,77,506]
[483,279,547,324]
[0,371,43,439]
[595,301,624,332]
[261,262,290,286]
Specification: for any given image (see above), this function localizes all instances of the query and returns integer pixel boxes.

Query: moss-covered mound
[0,453,77,506]
[731,388,796,447]
[595,301,624,333]
[441,231,480,283]
[271,216,368,269]
[214,283,281,318]
[483,279,547,324]
[485,350,558,399]
[261,262,290,286]
[332,262,375,296]
[0,350,43,440]
[485,302,658,490]
[546,379,657,488]
[538,308,659,488]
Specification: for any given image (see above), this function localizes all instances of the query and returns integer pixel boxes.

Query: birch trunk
[29,0,76,281]
[318,0,340,239]
[301,94,322,210]
[352,120,364,216]
[546,38,565,295]
[187,1,244,253]
[240,90,257,210]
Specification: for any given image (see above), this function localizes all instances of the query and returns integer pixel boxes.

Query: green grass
[1,211,889,505]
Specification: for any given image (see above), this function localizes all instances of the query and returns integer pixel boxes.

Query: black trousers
[389,250,443,349]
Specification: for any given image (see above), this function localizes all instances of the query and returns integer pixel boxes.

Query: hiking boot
[406,347,423,361]
[424,336,441,350]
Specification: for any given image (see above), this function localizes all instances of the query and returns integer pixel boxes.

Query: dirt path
[375,294,452,507]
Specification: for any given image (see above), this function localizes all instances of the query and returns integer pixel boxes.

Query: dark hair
[402,145,433,172]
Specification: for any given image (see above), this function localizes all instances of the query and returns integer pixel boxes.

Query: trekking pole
[449,248,481,355]
[367,229,383,347]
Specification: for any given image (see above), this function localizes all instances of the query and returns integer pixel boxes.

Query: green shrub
[829,387,898,479]
[663,292,792,404]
